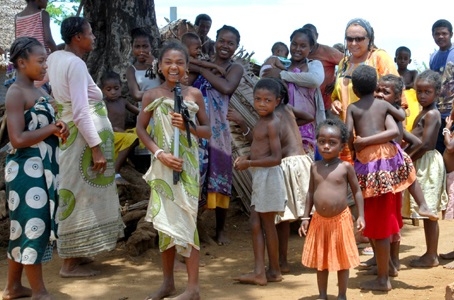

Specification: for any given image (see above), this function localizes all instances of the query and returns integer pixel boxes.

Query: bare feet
[360,278,392,291]
[443,260,454,269]
[409,254,439,268]
[78,257,94,265]
[265,270,283,282]
[417,205,439,221]
[144,285,176,300]
[234,272,267,286]
[358,257,376,269]
[2,285,32,299]
[279,261,290,274]
[364,265,398,277]
[59,264,100,278]
[164,289,200,300]
[215,230,230,246]
[440,250,454,260]
[31,292,54,300]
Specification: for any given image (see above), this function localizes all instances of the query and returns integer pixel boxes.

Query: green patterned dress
[143,97,200,257]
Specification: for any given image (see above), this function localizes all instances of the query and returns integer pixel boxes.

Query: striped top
[15,10,49,53]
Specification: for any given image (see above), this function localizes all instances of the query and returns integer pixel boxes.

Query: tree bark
[84,0,160,84]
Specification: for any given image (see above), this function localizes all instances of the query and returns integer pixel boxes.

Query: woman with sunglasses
[331,18,405,163]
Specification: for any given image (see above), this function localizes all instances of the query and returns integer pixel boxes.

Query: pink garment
[445,171,454,220]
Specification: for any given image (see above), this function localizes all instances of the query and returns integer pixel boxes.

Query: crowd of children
[2,3,454,299]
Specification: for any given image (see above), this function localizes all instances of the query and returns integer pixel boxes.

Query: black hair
[432,19,453,34]
[333,43,344,53]
[158,39,189,64]
[301,23,318,41]
[271,42,288,56]
[395,46,411,57]
[9,37,43,68]
[181,32,201,46]
[100,70,121,88]
[379,74,404,106]
[194,14,212,26]
[351,65,377,96]
[61,16,87,44]
[269,77,289,104]
[316,118,349,144]
[216,25,240,45]
[415,70,442,94]
[130,27,152,45]
[289,28,315,47]
[253,78,282,100]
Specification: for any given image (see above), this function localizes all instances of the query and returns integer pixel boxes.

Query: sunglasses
[345,36,367,43]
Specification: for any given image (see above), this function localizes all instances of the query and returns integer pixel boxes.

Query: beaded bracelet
[154,149,164,160]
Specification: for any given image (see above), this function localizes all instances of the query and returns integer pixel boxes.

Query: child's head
[394,46,412,70]
[289,28,315,62]
[351,65,377,98]
[316,118,348,159]
[181,32,202,58]
[131,27,152,61]
[26,0,48,9]
[252,78,282,117]
[9,37,47,80]
[376,74,404,106]
[271,42,289,58]
[414,70,442,107]
[158,39,189,84]
[100,71,122,101]
[301,23,319,42]
[333,43,345,53]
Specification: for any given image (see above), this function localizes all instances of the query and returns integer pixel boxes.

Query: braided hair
[9,37,43,68]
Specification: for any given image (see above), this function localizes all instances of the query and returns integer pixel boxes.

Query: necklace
[322,158,340,167]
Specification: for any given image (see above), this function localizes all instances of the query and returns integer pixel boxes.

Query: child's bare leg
[390,240,400,272]
[215,207,229,245]
[145,247,176,300]
[360,238,392,291]
[60,258,100,278]
[234,208,267,285]
[360,240,376,268]
[407,182,438,220]
[276,220,290,273]
[170,248,200,300]
[260,212,282,282]
[410,219,439,267]
[316,270,329,300]
[2,259,32,300]
[24,264,52,299]
[337,269,349,300]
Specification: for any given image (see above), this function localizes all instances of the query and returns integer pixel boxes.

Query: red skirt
[364,192,403,240]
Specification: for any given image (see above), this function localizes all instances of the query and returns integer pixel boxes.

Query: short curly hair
[316,118,349,144]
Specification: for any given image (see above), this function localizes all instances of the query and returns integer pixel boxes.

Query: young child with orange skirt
[299,118,365,300]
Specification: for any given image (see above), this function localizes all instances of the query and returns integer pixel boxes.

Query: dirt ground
[0,200,453,300]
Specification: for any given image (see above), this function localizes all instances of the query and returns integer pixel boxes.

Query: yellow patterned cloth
[404,88,420,131]
[403,150,448,218]
[143,97,200,257]
[113,131,138,158]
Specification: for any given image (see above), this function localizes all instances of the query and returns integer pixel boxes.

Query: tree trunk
[84,0,160,84]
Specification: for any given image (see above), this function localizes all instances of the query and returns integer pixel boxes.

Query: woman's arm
[126,65,145,102]
[192,63,243,95]
[6,88,59,148]
[279,60,324,88]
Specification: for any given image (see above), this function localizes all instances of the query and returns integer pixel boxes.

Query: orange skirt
[302,207,359,271]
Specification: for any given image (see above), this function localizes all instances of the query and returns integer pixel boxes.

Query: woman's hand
[91,145,107,174]
[54,120,69,144]
[170,112,186,131]
[157,152,183,172]
[331,99,343,115]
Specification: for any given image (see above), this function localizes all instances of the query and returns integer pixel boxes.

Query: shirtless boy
[101,71,139,184]
[234,78,286,285]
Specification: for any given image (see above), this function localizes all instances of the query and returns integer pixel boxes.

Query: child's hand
[234,156,249,170]
[170,112,186,131]
[353,135,366,153]
[54,120,69,144]
[226,108,244,125]
[356,216,365,232]
[298,220,309,237]
[215,66,226,76]
[446,116,453,129]
[144,52,155,66]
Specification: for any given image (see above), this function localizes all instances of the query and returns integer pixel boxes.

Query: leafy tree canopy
[47,0,81,25]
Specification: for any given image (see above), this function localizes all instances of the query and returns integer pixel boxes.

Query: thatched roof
[0,0,25,68]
